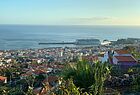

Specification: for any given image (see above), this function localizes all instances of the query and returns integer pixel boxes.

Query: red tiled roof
[0,76,7,81]
[114,56,137,62]
[82,55,98,61]
[115,50,129,54]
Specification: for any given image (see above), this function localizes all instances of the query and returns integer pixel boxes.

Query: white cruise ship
[75,39,101,45]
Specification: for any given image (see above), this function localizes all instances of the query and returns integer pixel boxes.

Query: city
[0,38,140,94]
[1,0,140,95]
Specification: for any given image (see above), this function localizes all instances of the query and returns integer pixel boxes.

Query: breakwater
[39,42,75,45]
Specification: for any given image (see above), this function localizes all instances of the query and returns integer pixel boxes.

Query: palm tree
[62,60,111,94]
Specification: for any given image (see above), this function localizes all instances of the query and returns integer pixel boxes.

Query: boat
[39,39,101,46]
[75,39,101,45]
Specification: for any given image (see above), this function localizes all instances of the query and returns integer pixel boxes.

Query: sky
[0,0,140,25]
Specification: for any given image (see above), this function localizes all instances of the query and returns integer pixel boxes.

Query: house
[113,56,137,68]
[0,76,7,83]
[112,49,138,66]
[103,49,138,67]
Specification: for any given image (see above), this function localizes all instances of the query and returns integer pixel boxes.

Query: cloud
[75,17,114,21]
[65,17,117,25]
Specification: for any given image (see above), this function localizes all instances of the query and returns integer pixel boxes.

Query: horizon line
[1,24,140,26]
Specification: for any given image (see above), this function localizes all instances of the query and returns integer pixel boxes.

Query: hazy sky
[0,0,140,25]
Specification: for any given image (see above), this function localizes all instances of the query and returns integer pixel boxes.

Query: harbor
[39,39,101,45]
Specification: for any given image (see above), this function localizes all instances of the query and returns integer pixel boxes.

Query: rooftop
[115,50,129,54]
[0,76,7,81]
[114,56,137,62]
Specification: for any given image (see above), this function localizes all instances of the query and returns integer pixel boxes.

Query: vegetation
[56,60,111,95]
[90,61,110,95]
[53,78,81,95]
[123,46,140,58]
[62,60,94,91]
[1,58,140,95]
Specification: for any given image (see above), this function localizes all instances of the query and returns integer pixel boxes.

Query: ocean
[0,25,140,50]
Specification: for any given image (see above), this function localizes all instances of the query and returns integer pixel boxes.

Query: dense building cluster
[0,44,140,94]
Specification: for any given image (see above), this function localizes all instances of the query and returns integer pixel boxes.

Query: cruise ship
[39,39,101,46]
[75,39,101,45]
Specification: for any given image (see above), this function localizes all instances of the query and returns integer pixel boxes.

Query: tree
[62,60,111,94]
